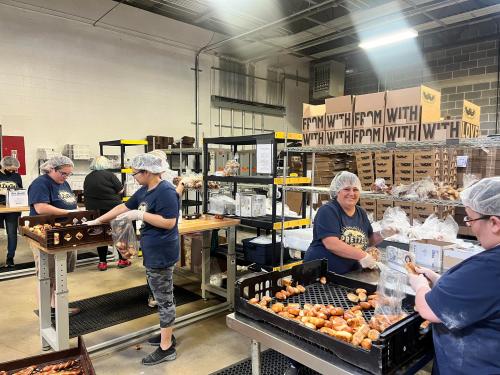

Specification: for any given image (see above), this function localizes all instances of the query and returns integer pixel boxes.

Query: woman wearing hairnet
[408,177,500,374]
[86,153,179,366]
[0,156,23,267]
[304,171,396,274]
[83,156,128,271]
[28,155,80,316]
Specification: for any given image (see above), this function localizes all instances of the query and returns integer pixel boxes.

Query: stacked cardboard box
[325,96,354,145]
[413,149,441,182]
[440,149,458,188]
[352,92,385,144]
[385,85,441,142]
[355,152,374,190]
[376,199,394,221]
[359,198,376,219]
[394,151,414,185]
[302,103,326,146]
[374,151,393,185]
[413,203,436,222]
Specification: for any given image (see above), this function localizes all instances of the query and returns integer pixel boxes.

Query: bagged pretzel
[110,218,139,259]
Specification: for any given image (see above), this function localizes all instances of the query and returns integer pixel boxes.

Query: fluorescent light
[359,28,418,50]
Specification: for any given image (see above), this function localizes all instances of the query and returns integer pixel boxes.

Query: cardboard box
[325,129,353,145]
[6,189,28,208]
[376,199,393,221]
[359,198,376,218]
[354,92,385,127]
[385,85,441,126]
[302,131,326,146]
[325,95,354,130]
[410,239,455,272]
[413,204,436,221]
[384,123,420,142]
[443,248,483,271]
[394,152,414,162]
[302,103,326,133]
[352,126,384,144]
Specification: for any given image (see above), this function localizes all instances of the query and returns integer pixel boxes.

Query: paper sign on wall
[256,142,273,174]
[457,155,468,167]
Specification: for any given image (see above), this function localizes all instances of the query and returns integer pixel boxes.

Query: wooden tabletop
[179,215,240,235]
[0,204,29,213]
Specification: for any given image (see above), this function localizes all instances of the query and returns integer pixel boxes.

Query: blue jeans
[0,213,20,259]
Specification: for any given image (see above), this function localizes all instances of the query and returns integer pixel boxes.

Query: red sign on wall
[2,136,26,175]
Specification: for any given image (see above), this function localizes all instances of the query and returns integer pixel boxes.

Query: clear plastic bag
[380,207,411,241]
[110,218,139,259]
[209,194,236,215]
[371,268,408,331]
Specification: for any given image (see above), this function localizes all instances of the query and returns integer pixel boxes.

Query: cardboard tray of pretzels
[0,337,95,375]
[235,259,432,374]
[19,211,112,250]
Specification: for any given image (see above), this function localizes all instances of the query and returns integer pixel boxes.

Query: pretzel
[405,261,418,275]
[41,360,77,372]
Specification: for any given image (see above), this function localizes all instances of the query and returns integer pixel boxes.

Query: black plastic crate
[234,260,432,375]
[242,238,290,266]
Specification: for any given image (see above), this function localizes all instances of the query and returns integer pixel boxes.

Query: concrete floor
[0,236,252,374]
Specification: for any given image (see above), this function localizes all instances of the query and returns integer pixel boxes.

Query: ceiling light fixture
[359,28,418,50]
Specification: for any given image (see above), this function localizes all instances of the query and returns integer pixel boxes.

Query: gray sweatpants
[146,266,176,328]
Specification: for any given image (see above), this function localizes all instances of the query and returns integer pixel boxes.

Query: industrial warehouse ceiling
[119,0,500,63]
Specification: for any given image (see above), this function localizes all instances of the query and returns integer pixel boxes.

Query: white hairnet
[40,155,74,173]
[1,156,20,169]
[460,177,500,216]
[131,153,167,174]
[330,171,362,198]
[148,150,170,169]
[90,156,110,171]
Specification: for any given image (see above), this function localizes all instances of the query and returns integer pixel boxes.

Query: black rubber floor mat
[210,349,320,375]
[0,251,98,274]
[35,284,201,337]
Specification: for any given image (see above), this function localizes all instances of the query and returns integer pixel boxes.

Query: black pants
[0,213,20,259]
[90,208,125,263]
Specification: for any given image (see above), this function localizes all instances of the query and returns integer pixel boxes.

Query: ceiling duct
[312,60,345,100]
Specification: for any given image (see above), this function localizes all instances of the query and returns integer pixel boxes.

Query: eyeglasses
[463,215,493,226]
[132,170,144,177]
[57,170,73,178]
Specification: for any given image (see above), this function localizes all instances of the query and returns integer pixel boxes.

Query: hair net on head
[130,153,167,174]
[148,150,170,169]
[460,176,500,216]
[330,171,362,198]
[90,156,110,171]
[40,155,74,174]
[1,156,20,169]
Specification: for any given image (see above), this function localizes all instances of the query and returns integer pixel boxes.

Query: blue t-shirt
[304,199,373,275]
[28,174,77,215]
[425,245,500,375]
[125,180,179,269]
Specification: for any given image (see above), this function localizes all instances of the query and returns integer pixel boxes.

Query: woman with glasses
[27,155,80,316]
[409,176,500,374]
[85,153,179,366]
[83,156,129,271]
[0,156,23,267]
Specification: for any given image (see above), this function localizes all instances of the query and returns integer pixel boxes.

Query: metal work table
[29,215,240,352]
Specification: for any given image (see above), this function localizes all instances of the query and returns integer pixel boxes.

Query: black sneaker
[141,345,176,366]
[6,257,14,268]
[148,334,176,347]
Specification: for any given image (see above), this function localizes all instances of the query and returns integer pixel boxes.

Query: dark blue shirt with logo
[125,180,179,269]
[304,199,373,275]
[425,245,500,374]
[0,170,23,205]
[28,174,77,215]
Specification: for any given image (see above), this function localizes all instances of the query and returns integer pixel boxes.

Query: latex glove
[409,273,430,293]
[117,210,144,221]
[380,226,399,238]
[359,253,377,269]
[414,265,441,285]
[84,219,102,226]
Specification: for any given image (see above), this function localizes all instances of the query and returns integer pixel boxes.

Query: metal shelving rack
[202,132,311,266]
[162,147,202,215]
[283,136,500,212]
[99,139,148,202]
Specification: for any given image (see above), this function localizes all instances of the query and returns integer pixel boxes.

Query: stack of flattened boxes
[355,152,374,191]
[352,92,385,145]
[374,151,393,185]
[359,198,376,219]
[394,151,414,185]
[413,149,441,183]
[384,85,441,143]
[302,103,326,147]
[324,96,354,146]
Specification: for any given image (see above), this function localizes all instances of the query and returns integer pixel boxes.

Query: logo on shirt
[340,226,368,250]
[138,202,148,229]
[0,181,18,190]
[59,191,76,204]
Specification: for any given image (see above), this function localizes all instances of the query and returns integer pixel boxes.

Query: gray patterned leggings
[146,266,176,328]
